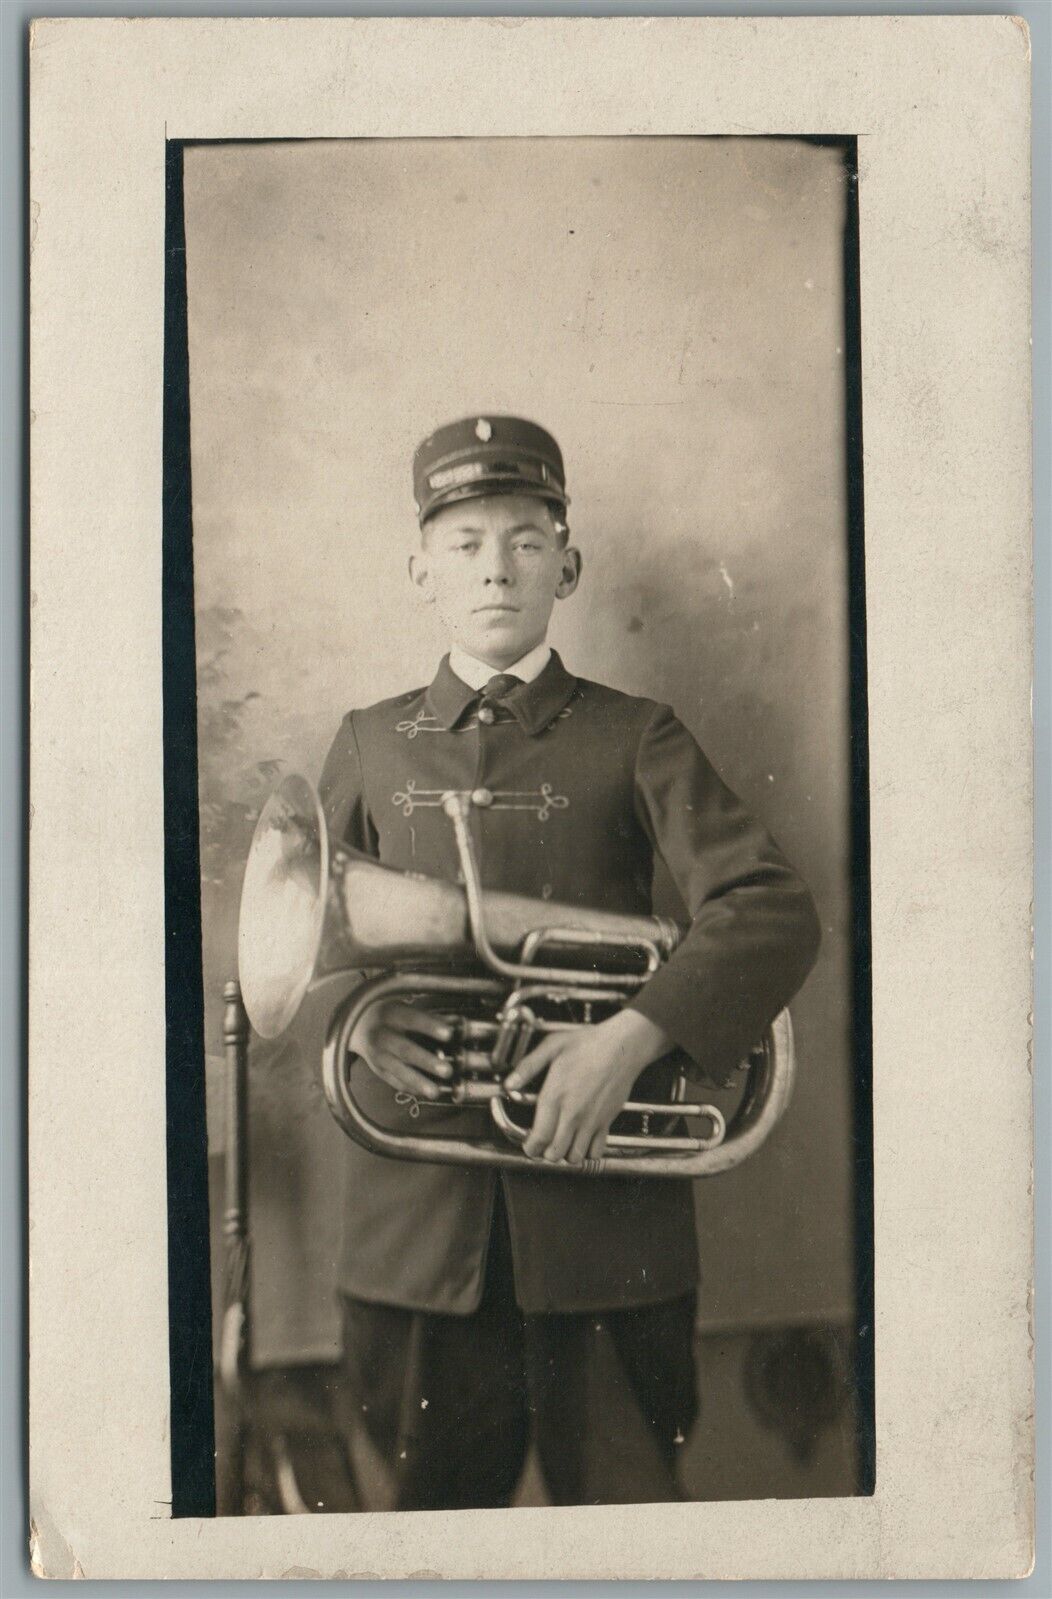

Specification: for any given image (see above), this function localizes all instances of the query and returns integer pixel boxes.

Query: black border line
[841,136,876,1496]
[163,138,216,1520]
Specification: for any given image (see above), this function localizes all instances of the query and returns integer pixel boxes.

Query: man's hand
[350,1000,455,1101]
[504,1008,673,1166]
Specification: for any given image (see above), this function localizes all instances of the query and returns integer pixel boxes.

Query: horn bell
[238,774,329,1039]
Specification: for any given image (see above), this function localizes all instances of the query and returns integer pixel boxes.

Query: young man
[319,415,820,1510]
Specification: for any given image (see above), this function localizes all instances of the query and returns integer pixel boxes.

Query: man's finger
[385,1003,455,1044]
[568,1120,601,1167]
[376,1028,453,1079]
[372,1051,443,1101]
[523,1092,561,1158]
[504,1034,563,1093]
[587,1130,608,1162]
[542,1106,580,1165]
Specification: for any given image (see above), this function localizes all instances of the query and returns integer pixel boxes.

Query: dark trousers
[339,1191,698,1510]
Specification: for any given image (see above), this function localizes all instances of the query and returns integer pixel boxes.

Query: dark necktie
[482,673,520,702]
[478,673,520,723]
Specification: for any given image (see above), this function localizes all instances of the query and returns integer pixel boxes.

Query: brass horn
[238,774,796,1178]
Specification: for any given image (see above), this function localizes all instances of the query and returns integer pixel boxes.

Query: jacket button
[471,787,494,808]
[477,705,496,725]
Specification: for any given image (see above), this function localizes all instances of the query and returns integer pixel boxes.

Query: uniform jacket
[319,650,821,1315]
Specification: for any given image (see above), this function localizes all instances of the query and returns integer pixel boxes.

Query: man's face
[409,494,581,669]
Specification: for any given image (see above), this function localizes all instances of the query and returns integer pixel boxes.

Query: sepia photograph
[26,15,1035,1580]
[163,133,873,1517]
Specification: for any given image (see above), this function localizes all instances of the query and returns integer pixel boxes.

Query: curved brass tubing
[322,974,795,1180]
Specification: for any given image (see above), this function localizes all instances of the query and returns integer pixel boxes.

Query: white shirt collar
[448,641,552,692]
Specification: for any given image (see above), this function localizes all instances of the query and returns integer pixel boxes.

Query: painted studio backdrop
[184,137,865,1500]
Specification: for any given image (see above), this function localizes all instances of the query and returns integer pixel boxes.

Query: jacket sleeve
[626,703,821,1085]
[318,711,380,857]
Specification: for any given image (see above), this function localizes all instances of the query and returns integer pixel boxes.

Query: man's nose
[482,546,514,584]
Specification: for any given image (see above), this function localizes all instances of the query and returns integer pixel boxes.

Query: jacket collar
[425,649,577,737]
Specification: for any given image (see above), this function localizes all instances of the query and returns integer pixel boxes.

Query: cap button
[477,704,496,725]
[471,787,494,808]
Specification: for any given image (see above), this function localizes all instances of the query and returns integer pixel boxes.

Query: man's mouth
[473,604,520,614]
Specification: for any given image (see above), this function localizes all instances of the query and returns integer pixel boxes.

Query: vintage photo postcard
[28,16,1033,1581]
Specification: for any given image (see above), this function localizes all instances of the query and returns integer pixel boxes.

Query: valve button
[471,787,494,808]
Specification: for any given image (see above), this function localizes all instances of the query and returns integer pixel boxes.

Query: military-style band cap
[413,415,568,524]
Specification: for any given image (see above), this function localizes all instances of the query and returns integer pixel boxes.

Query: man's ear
[555,544,582,600]
[408,549,435,603]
